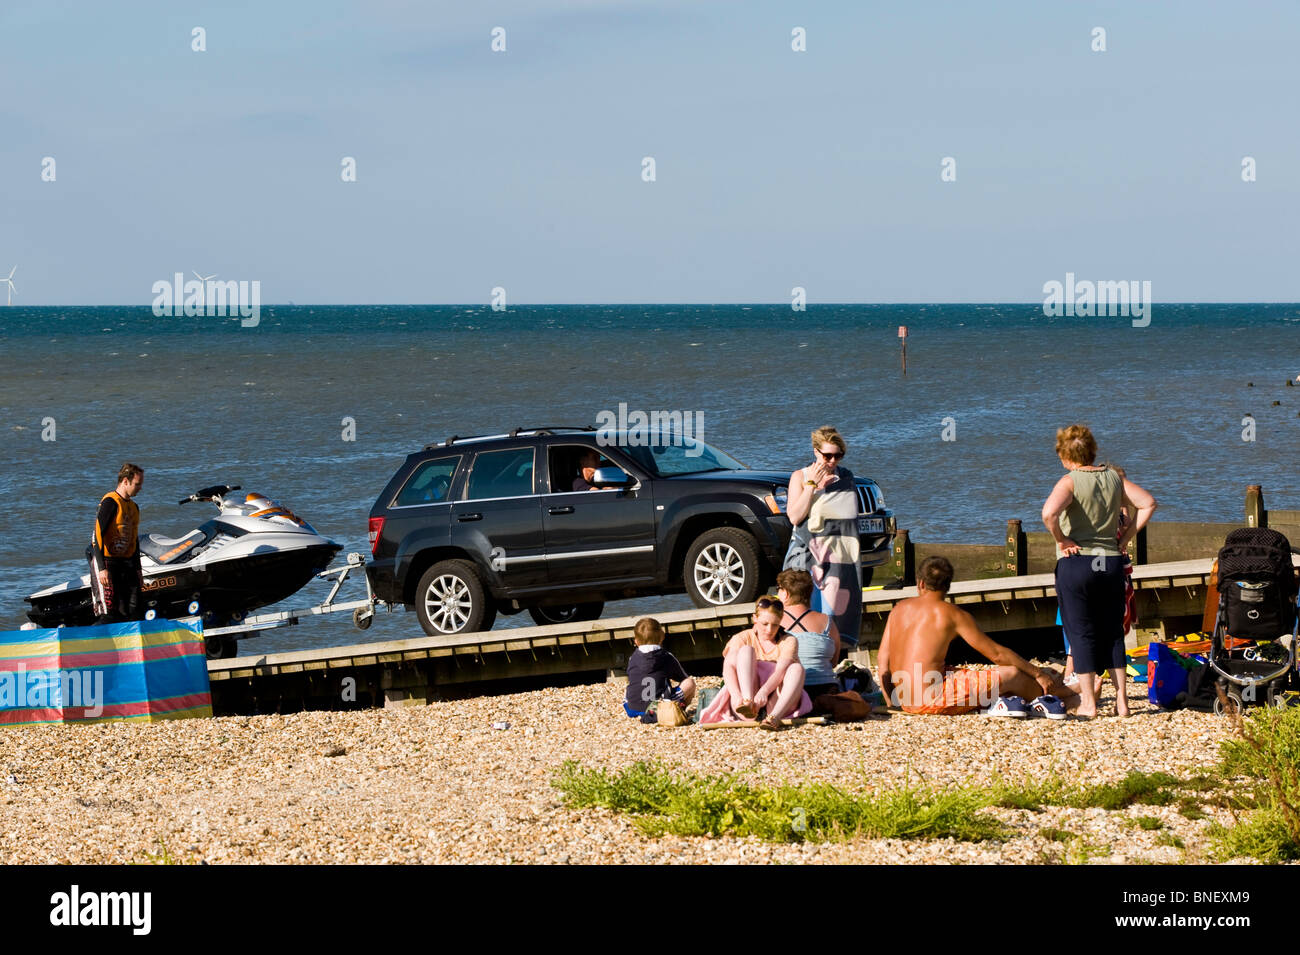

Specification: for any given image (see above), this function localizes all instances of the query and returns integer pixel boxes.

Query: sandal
[735,699,757,719]
[759,716,783,732]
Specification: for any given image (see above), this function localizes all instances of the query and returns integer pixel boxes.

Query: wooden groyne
[208,557,1228,715]
[880,485,1298,584]
[206,486,1298,715]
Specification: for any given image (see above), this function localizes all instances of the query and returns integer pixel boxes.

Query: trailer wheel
[528,602,604,626]
[204,634,239,660]
[415,560,497,636]
[353,607,374,630]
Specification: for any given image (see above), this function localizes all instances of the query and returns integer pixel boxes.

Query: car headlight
[871,486,885,510]
[766,487,788,515]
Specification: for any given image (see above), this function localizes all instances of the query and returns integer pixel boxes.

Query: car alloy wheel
[694,542,745,604]
[414,559,496,636]
[423,573,472,633]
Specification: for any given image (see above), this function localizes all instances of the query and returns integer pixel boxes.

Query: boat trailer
[197,552,399,658]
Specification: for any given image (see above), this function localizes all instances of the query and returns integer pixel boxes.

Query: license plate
[858,517,883,534]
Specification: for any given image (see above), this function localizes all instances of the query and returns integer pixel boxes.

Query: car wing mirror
[591,467,633,487]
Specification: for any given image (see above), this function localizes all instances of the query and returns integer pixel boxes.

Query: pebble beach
[0,676,1246,865]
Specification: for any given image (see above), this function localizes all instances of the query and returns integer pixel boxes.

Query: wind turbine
[3,266,14,306]
[192,271,216,309]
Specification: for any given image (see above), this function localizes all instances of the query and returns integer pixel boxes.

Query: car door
[451,446,547,592]
[542,442,657,586]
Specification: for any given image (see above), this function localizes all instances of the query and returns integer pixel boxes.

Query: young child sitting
[623,617,696,723]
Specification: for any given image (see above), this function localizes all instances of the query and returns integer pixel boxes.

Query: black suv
[366,427,894,635]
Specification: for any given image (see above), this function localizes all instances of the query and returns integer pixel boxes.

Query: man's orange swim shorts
[901,666,1000,715]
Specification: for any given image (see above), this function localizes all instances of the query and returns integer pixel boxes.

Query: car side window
[466,448,535,500]
[393,455,462,506]
[548,444,612,493]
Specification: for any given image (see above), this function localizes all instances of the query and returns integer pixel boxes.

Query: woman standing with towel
[784,426,862,650]
[1042,425,1157,719]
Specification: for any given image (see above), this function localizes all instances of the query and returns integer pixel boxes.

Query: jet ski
[25,485,342,629]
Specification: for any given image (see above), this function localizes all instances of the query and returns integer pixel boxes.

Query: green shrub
[1211,706,1300,861]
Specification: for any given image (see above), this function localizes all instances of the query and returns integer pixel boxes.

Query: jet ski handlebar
[179,485,242,505]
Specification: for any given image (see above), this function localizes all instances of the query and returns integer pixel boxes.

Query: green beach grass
[552,707,1300,861]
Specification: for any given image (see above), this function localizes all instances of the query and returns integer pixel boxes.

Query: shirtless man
[877,556,1077,715]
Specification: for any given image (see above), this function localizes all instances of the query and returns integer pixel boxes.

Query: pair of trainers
[982,694,1067,720]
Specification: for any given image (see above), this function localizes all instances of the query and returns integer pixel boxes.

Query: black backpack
[1216,528,1298,640]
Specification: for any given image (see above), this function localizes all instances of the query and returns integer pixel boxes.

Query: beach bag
[656,698,688,727]
[814,691,872,722]
[835,662,876,695]
[1182,662,1219,712]
[1148,641,1213,711]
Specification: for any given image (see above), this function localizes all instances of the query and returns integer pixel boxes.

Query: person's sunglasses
[819,449,844,461]
[755,596,784,612]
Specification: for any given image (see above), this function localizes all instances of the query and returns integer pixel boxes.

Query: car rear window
[394,455,462,506]
[466,448,535,500]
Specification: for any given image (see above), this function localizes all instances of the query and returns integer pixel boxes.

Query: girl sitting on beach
[699,597,810,730]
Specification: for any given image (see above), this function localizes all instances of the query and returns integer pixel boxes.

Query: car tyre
[415,560,497,636]
[528,602,604,627]
[684,527,762,608]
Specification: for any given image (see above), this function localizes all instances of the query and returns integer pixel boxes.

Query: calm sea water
[1,304,1297,652]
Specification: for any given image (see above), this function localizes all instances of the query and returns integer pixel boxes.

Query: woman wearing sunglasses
[783,425,862,651]
[698,597,811,730]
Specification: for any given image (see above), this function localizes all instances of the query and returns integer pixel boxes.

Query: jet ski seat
[139,529,211,564]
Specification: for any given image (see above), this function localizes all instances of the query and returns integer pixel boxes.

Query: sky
[2,0,1298,304]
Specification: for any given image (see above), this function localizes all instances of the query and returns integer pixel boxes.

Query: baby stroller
[1207,527,1300,714]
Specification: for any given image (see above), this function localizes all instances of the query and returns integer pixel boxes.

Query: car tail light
[368,517,385,554]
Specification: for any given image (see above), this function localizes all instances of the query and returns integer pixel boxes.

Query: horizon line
[4,301,1300,309]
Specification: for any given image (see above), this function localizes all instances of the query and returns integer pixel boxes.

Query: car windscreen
[620,440,746,477]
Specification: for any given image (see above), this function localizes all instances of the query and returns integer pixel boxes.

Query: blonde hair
[1055,425,1097,466]
[633,617,665,645]
[811,426,846,455]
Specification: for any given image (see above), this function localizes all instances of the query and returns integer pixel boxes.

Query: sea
[1,304,1296,653]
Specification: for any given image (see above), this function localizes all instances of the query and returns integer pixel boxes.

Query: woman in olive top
[1042,426,1157,718]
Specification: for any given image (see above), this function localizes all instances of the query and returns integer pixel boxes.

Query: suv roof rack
[424,432,498,450]
[424,425,597,450]
[507,425,596,438]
